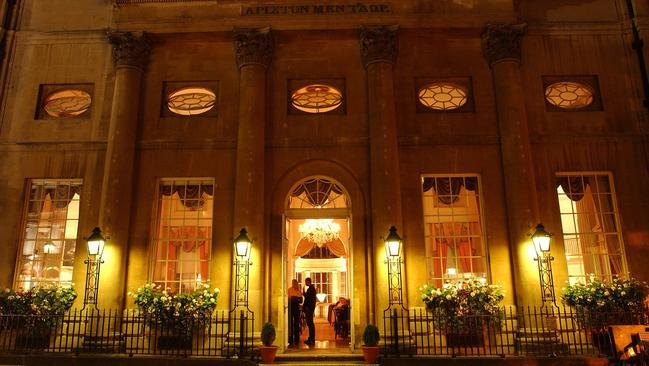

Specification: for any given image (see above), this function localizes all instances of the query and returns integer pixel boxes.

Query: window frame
[555,171,628,283]
[148,178,216,293]
[14,178,83,289]
[420,173,490,285]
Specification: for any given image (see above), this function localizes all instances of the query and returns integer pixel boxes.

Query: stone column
[98,32,150,310]
[232,28,273,320]
[361,25,404,320]
[482,24,541,306]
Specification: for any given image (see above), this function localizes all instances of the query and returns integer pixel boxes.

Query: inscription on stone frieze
[241,4,392,16]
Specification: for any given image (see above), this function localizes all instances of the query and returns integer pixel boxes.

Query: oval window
[167,87,216,116]
[418,83,468,111]
[545,81,594,110]
[43,89,92,118]
[291,84,343,114]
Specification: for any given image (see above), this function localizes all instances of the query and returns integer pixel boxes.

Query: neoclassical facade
[1,0,649,351]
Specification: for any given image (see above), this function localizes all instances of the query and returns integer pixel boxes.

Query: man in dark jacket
[303,277,317,345]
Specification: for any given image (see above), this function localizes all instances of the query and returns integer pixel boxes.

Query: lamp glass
[235,240,250,258]
[43,242,56,254]
[86,227,106,257]
[531,224,552,255]
[385,226,402,257]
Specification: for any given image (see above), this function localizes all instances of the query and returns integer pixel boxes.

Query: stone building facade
[1,0,649,350]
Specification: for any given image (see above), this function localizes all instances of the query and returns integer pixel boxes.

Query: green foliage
[561,277,648,330]
[129,282,219,332]
[419,277,504,332]
[0,285,77,329]
[363,324,380,346]
[261,322,276,346]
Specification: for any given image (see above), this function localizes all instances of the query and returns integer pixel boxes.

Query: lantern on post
[83,227,106,310]
[233,228,252,309]
[530,224,556,306]
[384,226,404,306]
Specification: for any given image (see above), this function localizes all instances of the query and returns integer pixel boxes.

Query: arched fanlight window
[288,177,348,209]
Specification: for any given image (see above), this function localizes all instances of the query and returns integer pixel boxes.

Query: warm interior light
[447,267,457,276]
[531,224,552,255]
[43,89,92,118]
[299,219,341,247]
[86,227,106,257]
[316,293,327,303]
[43,242,56,255]
[291,84,343,114]
[385,226,402,257]
[234,228,252,258]
[167,87,216,116]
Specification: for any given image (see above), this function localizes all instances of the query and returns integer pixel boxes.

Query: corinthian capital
[108,31,151,71]
[481,23,526,66]
[360,25,398,68]
[233,27,274,69]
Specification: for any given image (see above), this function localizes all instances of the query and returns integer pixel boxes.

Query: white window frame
[556,171,628,284]
[421,174,489,285]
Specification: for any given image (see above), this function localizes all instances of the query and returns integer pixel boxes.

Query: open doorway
[282,178,352,352]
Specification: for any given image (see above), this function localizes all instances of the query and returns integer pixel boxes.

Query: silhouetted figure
[287,279,302,347]
[303,277,317,346]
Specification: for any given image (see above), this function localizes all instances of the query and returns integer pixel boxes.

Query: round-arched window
[418,82,468,111]
[545,81,594,110]
[167,87,216,116]
[290,84,343,114]
[288,177,348,209]
[43,89,92,118]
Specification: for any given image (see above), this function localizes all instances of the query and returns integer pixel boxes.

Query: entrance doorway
[282,177,353,352]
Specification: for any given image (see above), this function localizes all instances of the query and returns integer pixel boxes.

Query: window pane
[15,179,82,289]
[556,173,626,283]
[422,175,488,284]
[152,179,214,293]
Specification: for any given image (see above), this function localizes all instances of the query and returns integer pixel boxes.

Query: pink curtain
[164,226,210,283]
[430,222,481,275]
[294,238,347,257]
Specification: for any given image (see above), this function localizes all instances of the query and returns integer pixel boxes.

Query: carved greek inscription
[241,4,392,16]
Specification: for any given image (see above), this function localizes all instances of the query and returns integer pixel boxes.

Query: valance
[291,178,343,207]
[160,184,213,209]
[422,177,478,205]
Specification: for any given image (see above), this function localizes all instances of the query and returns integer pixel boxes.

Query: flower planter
[156,334,193,351]
[361,345,381,364]
[446,330,484,348]
[15,330,52,350]
[259,345,278,363]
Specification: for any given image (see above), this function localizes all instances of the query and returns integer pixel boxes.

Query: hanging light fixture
[298,219,341,247]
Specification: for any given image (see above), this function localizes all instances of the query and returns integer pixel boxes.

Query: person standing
[287,279,303,347]
[303,277,317,346]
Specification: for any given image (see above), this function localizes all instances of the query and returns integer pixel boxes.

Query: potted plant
[259,322,278,363]
[0,285,77,349]
[129,282,219,350]
[561,277,648,355]
[361,324,380,363]
[420,277,504,347]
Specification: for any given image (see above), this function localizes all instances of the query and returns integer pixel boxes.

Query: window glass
[16,179,82,289]
[556,173,626,284]
[152,179,214,293]
[422,175,487,287]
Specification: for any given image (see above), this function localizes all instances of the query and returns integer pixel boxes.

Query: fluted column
[232,28,273,320]
[99,32,150,310]
[361,25,404,319]
[482,23,540,306]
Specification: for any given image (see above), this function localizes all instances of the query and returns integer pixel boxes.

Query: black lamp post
[83,227,105,310]
[233,228,252,308]
[531,223,556,306]
[385,226,403,306]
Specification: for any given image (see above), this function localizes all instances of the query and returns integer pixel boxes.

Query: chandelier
[298,219,341,247]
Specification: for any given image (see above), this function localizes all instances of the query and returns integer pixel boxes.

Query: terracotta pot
[259,345,278,363]
[361,345,381,364]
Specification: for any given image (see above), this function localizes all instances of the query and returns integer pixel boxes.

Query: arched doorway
[282,176,353,352]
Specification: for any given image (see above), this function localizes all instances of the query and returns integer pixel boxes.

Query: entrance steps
[264,353,370,365]
[515,328,569,356]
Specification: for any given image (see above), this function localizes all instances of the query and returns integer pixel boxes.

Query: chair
[333,306,350,339]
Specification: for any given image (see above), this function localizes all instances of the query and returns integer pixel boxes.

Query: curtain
[423,177,478,205]
[160,184,213,209]
[165,226,211,283]
[430,222,476,274]
[590,176,623,276]
[294,237,347,257]
[557,176,588,202]
[291,178,343,207]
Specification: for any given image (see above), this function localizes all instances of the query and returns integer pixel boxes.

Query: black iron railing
[0,309,255,358]
[383,305,649,358]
